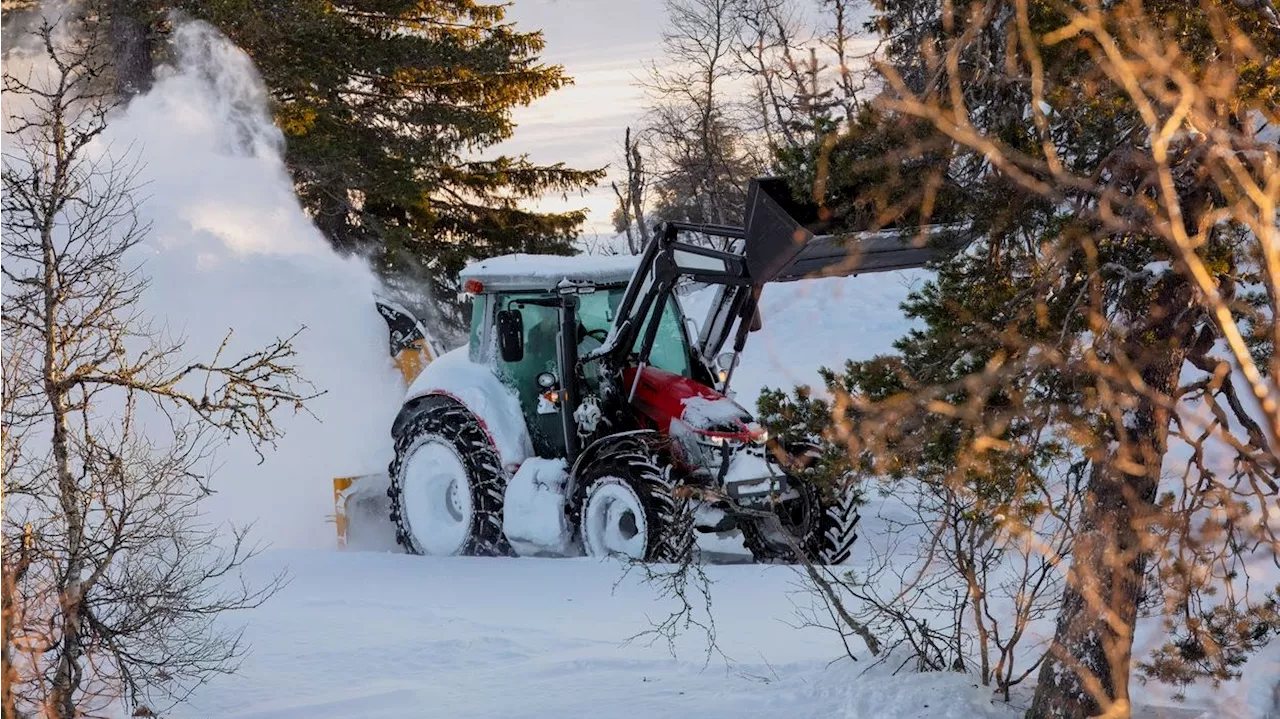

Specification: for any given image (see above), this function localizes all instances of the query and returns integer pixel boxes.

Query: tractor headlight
[697,433,744,450]
[536,371,557,389]
[692,439,725,473]
[693,433,745,471]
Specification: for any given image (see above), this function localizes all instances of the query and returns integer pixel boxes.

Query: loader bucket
[743,177,971,284]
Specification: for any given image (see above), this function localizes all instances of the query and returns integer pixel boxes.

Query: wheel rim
[753,483,819,554]
[400,438,474,555]
[777,486,818,540]
[582,478,648,559]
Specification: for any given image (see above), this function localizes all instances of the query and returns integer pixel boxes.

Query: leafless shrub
[619,554,726,666]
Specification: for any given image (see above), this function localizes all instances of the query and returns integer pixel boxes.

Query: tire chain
[386,400,512,556]
[572,439,694,563]
[742,481,861,565]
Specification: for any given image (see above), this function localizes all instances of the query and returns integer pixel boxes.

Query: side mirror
[496,309,524,362]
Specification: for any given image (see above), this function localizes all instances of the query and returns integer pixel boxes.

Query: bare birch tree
[644,0,760,229]
[611,127,651,255]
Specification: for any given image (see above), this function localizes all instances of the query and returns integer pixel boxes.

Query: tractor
[370,178,967,563]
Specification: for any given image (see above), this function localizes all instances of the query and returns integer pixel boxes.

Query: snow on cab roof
[459,253,640,292]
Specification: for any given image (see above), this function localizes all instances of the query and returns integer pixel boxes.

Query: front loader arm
[584,223,750,381]
[585,177,974,403]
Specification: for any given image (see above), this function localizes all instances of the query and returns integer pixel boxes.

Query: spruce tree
[111,0,604,337]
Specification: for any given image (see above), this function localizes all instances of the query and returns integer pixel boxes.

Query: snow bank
[729,272,928,400]
[838,668,1025,718]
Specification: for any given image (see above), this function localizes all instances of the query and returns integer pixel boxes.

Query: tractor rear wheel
[387,397,512,556]
[740,477,860,565]
[575,444,693,563]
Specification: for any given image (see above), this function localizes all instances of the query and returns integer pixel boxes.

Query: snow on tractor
[337,178,966,563]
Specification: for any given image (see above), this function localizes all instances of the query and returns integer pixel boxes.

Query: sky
[496,0,669,235]
[495,0,881,236]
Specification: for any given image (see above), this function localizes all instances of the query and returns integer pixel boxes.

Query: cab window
[640,296,692,378]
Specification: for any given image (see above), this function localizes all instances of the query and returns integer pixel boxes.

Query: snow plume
[8,17,405,547]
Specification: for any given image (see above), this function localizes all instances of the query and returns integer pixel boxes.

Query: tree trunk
[1027,277,1195,719]
[47,392,83,719]
[626,130,650,254]
[1,412,17,718]
[40,216,85,718]
[0,419,13,716]
[110,0,153,98]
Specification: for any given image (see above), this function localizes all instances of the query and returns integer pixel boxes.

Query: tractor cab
[459,254,710,458]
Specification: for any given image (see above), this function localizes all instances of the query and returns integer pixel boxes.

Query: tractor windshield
[579,288,691,379]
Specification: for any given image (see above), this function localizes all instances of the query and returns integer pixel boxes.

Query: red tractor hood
[621,366,760,440]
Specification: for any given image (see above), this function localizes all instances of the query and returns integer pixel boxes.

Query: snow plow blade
[743,177,971,284]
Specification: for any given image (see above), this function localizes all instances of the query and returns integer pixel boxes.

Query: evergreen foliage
[1,0,604,335]
[177,0,605,334]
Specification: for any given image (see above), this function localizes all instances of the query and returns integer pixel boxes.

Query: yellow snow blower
[332,298,441,548]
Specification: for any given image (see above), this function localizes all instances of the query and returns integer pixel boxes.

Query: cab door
[493,292,567,458]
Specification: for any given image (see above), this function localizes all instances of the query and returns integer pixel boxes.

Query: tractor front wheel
[575,444,692,563]
[387,397,512,557]
[740,477,860,565]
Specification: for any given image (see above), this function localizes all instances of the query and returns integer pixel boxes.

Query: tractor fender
[567,429,661,498]
[396,347,533,468]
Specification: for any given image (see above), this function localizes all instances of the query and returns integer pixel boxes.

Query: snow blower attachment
[333,299,441,549]
[379,177,972,562]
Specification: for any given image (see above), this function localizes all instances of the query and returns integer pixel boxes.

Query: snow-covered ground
[180,271,1277,718]
[181,551,1029,719]
[180,531,1275,718]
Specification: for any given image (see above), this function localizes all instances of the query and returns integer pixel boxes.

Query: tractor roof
[460,253,640,293]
